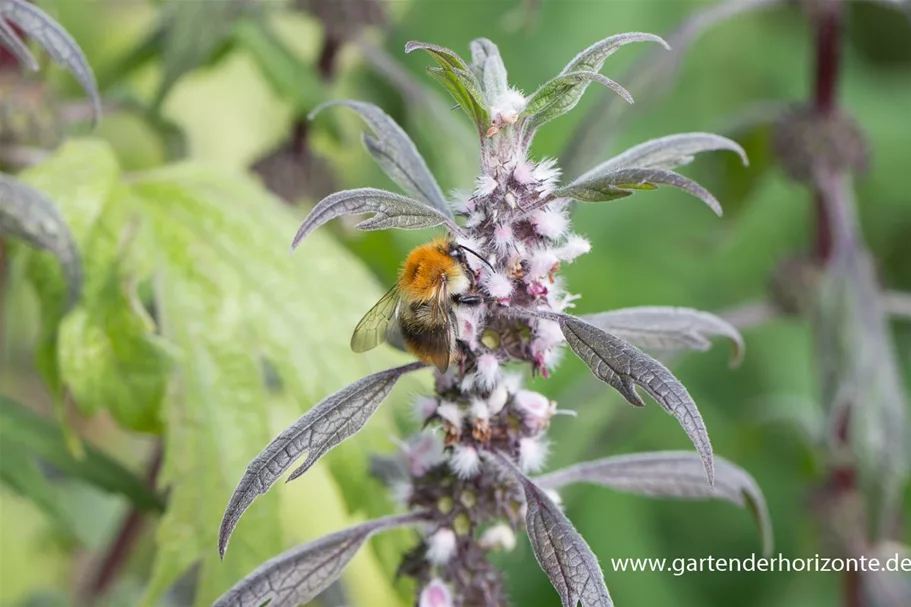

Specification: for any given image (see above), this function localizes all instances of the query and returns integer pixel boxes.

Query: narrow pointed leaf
[311,100,452,219]
[0,16,38,70]
[523,71,633,135]
[556,167,723,216]
[218,362,424,558]
[496,455,612,607]
[290,188,458,252]
[583,306,744,366]
[560,32,670,76]
[578,133,748,179]
[543,312,714,485]
[405,40,488,132]
[536,451,772,555]
[0,173,82,310]
[469,37,503,90]
[213,513,425,607]
[1,0,101,125]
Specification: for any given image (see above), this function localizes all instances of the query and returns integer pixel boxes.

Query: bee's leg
[453,294,483,306]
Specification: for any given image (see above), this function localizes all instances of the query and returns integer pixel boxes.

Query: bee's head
[448,240,493,271]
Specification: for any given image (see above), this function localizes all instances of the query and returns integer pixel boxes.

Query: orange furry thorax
[398,237,465,302]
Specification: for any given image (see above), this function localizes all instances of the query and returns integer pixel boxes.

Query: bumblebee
[351,236,490,372]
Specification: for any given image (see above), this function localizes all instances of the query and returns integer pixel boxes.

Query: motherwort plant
[214,35,772,607]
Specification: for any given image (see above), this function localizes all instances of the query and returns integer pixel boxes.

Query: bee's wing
[350,285,401,353]
[427,287,454,373]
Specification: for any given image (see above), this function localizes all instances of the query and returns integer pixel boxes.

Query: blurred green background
[1,0,910,606]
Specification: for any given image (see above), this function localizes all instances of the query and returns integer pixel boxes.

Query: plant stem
[84,441,164,602]
[808,4,862,607]
[810,1,843,264]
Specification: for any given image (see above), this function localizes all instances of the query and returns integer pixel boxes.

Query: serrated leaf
[522,71,633,136]
[232,20,325,116]
[555,167,723,216]
[561,1,786,177]
[536,451,772,556]
[311,100,451,219]
[0,0,101,125]
[213,513,424,607]
[578,132,748,178]
[0,173,82,311]
[497,455,612,607]
[218,362,424,558]
[582,306,744,366]
[131,164,416,607]
[561,32,670,76]
[290,188,458,252]
[550,312,714,485]
[0,394,164,513]
[0,16,37,70]
[405,40,489,133]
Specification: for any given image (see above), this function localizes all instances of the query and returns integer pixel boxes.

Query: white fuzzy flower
[474,173,498,197]
[479,524,517,551]
[533,158,562,194]
[450,445,481,478]
[540,344,565,371]
[502,372,524,395]
[436,401,462,427]
[456,235,488,272]
[475,353,500,390]
[531,207,569,240]
[513,158,536,184]
[488,384,508,415]
[527,248,559,281]
[492,222,515,255]
[514,389,554,427]
[534,319,565,350]
[419,578,454,607]
[490,88,527,125]
[426,528,457,564]
[555,233,591,262]
[469,398,490,423]
[519,437,550,473]
[482,270,514,300]
[545,489,564,510]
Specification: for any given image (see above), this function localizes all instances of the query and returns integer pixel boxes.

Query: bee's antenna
[459,245,495,271]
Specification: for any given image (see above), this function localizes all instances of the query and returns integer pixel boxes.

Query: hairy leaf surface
[213,513,424,607]
[311,100,451,219]
[556,167,723,216]
[536,451,772,555]
[523,71,633,135]
[291,188,458,252]
[497,456,612,607]
[582,306,744,365]
[578,132,748,178]
[218,362,424,558]
[546,312,715,485]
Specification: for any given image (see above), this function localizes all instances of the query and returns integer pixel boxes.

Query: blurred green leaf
[233,19,325,116]
[0,442,71,534]
[129,162,417,607]
[153,0,253,109]
[0,394,164,513]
